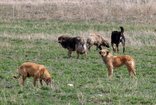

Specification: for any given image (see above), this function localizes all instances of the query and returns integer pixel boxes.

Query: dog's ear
[106,50,109,55]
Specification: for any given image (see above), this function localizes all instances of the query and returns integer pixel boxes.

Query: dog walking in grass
[99,49,136,78]
[86,33,109,51]
[58,35,87,59]
[14,62,52,89]
[111,26,125,53]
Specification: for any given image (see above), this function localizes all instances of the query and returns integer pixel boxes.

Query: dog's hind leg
[131,68,136,77]
[116,44,119,52]
[128,70,132,78]
[68,48,73,57]
[132,70,136,77]
[122,42,125,53]
[126,61,136,78]
[127,66,136,78]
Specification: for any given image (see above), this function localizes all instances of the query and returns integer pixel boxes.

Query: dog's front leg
[76,50,79,59]
[33,77,38,87]
[87,43,91,51]
[40,79,43,86]
[68,48,73,57]
[85,50,87,59]
[108,66,113,77]
[96,45,99,50]
[87,46,91,51]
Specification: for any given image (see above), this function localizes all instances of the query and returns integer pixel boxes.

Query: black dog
[58,35,87,59]
[111,26,125,53]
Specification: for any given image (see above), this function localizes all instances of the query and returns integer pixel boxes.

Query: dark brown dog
[111,26,125,53]
[99,49,136,78]
[87,33,109,50]
[14,62,52,89]
[58,35,87,59]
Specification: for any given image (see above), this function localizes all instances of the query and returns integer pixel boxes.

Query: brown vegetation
[0,0,156,22]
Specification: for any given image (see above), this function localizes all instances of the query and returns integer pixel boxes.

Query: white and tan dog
[99,49,136,77]
[14,62,52,88]
[87,33,109,50]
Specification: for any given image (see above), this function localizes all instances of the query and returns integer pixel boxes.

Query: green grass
[0,19,155,35]
[0,19,156,105]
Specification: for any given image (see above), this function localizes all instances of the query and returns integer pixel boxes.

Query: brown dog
[87,33,109,50]
[58,35,87,59]
[99,49,136,77]
[14,62,52,88]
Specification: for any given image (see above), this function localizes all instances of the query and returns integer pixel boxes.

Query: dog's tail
[13,74,21,79]
[13,69,21,79]
[120,26,124,34]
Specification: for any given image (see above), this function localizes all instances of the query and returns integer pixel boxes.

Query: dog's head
[99,49,109,57]
[102,40,110,48]
[58,35,67,44]
[40,66,52,86]
[45,78,52,86]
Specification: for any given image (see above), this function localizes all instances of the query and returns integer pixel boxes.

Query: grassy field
[0,1,156,105]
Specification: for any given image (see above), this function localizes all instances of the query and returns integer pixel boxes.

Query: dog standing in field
[99,49,136,77]
[58,35,87,59]
[87,33,109,51]
[111,26,125,53]
[14,62,52,89]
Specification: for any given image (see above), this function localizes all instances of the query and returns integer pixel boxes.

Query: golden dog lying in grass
[14,62,52,89]
[99,49,136,78]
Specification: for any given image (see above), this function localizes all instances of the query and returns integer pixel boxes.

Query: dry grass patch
[0,0,156,22]
[0,33,60,41]
[1,29,155,47]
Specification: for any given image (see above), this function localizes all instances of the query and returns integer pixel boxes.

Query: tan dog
[14,62,52,88]
[87,33,109,50]
[99,49,136,77]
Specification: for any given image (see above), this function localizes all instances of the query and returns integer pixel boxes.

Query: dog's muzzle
[106,45,110,48]
[80,52,85,54]
[99,52,104,57]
